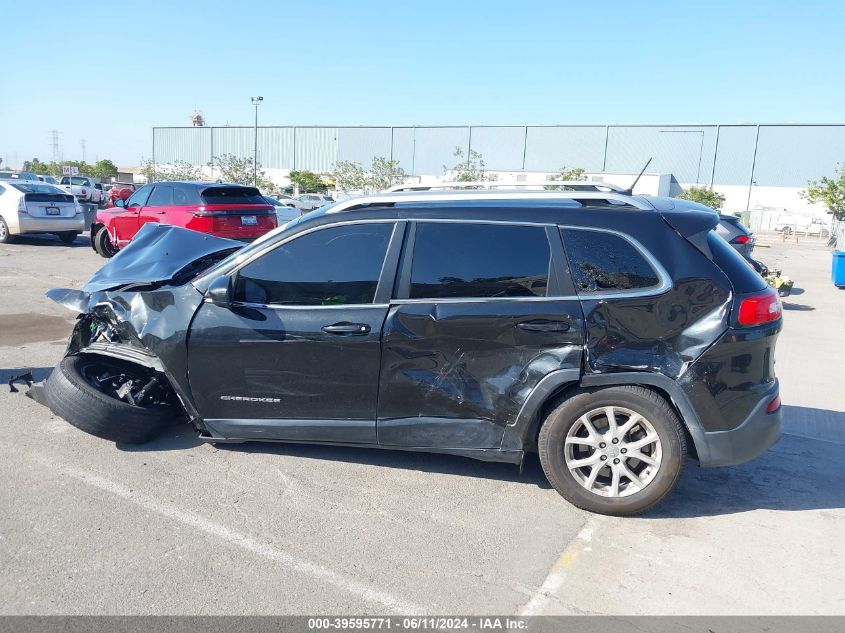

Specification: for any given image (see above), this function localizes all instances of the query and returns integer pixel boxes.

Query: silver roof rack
[324,189,655,214]
[385,180,627,193]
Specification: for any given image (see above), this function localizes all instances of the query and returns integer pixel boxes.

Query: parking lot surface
[0,232,843,615]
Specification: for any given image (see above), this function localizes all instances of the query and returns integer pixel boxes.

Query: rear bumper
[697,382,781,467]
[18,215,85,233]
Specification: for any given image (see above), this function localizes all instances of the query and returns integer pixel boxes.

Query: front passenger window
[235,223,394,306]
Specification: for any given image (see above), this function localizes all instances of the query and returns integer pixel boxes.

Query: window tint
[409,223,550,299]
[172,185,194,205]
[201,186,265,205]
[235,223,394,306]
[126,184,153,208]
[146,184,173,207]
[561,229,659,293]
[707,231,767,293]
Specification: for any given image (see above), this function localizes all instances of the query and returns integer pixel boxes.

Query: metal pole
[745,125,760,212]
[467,125,472,167]
[522,126,528,170]
[209,127,214,180]
[695,131,704,185]
[709,124,720,188]
[253,103,258,186]
[390,127,394,162]
[602,125,610,172]
[411,127,416,177]
[151,128,155,178]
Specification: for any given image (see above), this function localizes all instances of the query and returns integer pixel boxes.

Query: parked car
[40,187,782,516]
[37,175,58,185]
[93,182,106,206]
[295,193,334,211]
[262,195,301,224]
[0,171,38,181]
[0,181,83,244]
[90,181,277,258]
[716,214,755,257]
[59,176,100,204]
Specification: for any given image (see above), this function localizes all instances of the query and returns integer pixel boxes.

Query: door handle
[322,322,371,335]
[516,319,570,333]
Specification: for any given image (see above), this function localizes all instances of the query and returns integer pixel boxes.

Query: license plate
[240,215,258,226]
[46,207,60,215]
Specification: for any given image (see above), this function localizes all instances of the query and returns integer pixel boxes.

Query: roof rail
[324,190,655,214]
[385,180,627,193]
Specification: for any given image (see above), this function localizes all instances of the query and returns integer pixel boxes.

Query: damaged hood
[83,223,243,293]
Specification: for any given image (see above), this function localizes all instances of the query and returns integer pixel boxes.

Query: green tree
[289,170,327,193]
[544,166,587,190]
[444,147,495,183]
[368,157,405,191]
[802,164,845,220]
[675,186,726,210]
[141,159,203,182]
[330,160,368,192]
[89,159,118,181]
[211,154,272,190]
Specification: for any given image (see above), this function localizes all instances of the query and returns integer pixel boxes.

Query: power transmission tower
[50,130,60,163]
[80,139,87,163]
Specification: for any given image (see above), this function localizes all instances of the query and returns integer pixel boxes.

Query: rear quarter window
[561,228,661,293]
[707,232,767,293]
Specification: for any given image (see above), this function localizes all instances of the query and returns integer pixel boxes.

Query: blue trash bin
[833,251,845,287]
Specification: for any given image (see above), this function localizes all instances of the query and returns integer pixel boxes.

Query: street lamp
[251,96,263,186]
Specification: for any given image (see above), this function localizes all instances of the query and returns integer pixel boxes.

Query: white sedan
[263,195,306,224]
[0,181,84,244]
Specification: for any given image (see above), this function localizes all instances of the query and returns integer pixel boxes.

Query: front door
[377,220,585,449]
[111,183,152,245]
[187,221,402,443]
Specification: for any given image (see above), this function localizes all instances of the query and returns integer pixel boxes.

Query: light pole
[251,96,263,186]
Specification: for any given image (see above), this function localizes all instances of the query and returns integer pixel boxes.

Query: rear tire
[45,355,177,444]
[0,216,13,244]
[57,232,79,244]
[93,227,117,258]
[538,386,686,516]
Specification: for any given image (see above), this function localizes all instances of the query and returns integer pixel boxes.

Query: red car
[91,181,277,258]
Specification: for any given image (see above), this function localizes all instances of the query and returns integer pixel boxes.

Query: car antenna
[622,157,652,195]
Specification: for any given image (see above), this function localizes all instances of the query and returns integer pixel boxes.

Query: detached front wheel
[538,386,686,516]
[45,355,177,444]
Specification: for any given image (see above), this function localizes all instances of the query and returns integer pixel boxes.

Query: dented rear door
[377,220,584,449]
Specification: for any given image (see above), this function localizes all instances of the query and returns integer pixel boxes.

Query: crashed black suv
[40,186,783,515]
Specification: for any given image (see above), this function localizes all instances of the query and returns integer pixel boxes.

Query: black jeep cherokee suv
[42,189,783,516]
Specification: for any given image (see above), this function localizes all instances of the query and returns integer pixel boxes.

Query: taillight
[737,289,782,326]
[731,235,751,244]
[80,188,87,196]
[766,394,781,414]
[17,198,27,213]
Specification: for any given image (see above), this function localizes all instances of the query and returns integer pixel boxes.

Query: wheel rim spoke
[627,449,659,467]
[616,413,642,438]
[568,453,601,470]
[609,465,621,496]
[626,433,659,451]
[605,406,618,436]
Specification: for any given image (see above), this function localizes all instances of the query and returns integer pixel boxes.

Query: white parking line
[518,518,599,616]
[47,462,424,614]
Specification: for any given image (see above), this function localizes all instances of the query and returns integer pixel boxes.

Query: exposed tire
[57,232,79,244]
[538,386,686,516]
[93,227,117,258]
[45,355,177,444]
[0,216,14,244]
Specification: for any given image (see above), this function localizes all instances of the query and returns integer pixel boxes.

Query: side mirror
[114,199,125,208]
[206,275,232,307]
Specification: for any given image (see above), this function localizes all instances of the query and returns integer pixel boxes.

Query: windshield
[63,177,91,186]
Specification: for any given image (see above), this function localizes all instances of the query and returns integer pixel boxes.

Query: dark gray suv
[40,188,783,516]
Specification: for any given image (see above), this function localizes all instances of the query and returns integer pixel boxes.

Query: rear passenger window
[561,229,660,293]
[146,185,173,207]
[409,223,550,299]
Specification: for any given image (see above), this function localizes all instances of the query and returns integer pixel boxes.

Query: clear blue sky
[1,0,843,166]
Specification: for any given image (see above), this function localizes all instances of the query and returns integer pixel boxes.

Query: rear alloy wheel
[57,232,79,244]
[45,355,177,444]
[538,386,686,516]
[93,227,118,258]
[0,216,13,244]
